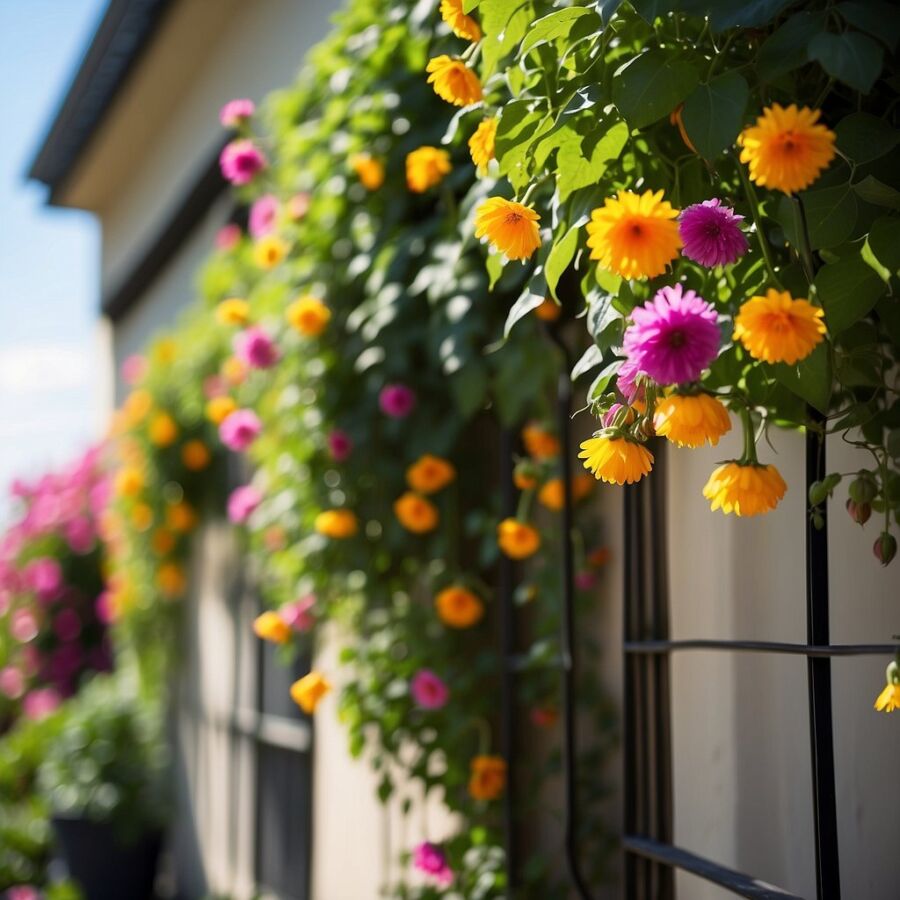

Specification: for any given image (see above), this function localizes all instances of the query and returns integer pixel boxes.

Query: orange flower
[469,117,497,174]
[435,585,484,628]
[131,503,154,532]
[121,389,153,427]
[733,290,826,365]
[474,197,541,261]
[181,440,211,471]
[157,562,186,598]
[588,546,611,568]
[148,412,178,447]
[522,423,559,460]
[150,528,175,556]
[394,492,439,533]
[166,501,198,533]
[286,296,331,337]
[497,518,541,559]
[513,462,539,491]
[253,610,292,645]
[426,55,482,107]
[315,509,359,539]
[221,357,248,386]
[468,755,506,800]
[215,298,250,326]
[538,476,595,510]
[114,466,144,498]
[350,153,385,190]
[206,396,237,425]
[440,0,481,41]
[534,298,561,322]
[406,147,452,193]
[406,455,456,494]
[290,671,331,714]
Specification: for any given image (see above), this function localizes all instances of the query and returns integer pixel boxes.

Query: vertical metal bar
[805,414,841,899]
[623,484,639,897]
[498,428,518,894]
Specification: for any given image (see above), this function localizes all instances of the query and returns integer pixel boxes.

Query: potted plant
[36,675,169,900]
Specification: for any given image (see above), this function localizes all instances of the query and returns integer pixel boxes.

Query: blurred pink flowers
[219,139,266,185]
[227,485,263,524]
[411,669,449,710]
[280,595,315,633]
[412,842,453,886]
[215,223,242,251]
[22,687,61,720]
[219,409,262,451]
[219,97,255,128]
[327,429,353,462]
[249,194,279,238]
[234,326,280,369]
[379,384,416,418]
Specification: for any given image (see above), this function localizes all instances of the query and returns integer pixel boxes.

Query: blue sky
[0,0,108,516]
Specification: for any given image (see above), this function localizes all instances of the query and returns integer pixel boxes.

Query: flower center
[629,222,644,237]
[505,212,523,225]
[703,221,722,238]
[667,329,686,348]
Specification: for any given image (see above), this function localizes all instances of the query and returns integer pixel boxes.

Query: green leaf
[836,1,900,52]
[545,225,580,299]
[503,269,546,337]
[612,51,699,130]
[835,112,900,166]
[680,72,749,159]
[772,343,833,415]
[707,0,794,30]
[808,31,884,94]
[815,254,885,334]
[853,176,900,211]
[757,11,828,82]
[556,120,628,200]
[587,360,621,399]
[866,216,900,275]
[480,0,531,77]
[571,344,603,381]
[778,185,859,250]
[521,7,598,55]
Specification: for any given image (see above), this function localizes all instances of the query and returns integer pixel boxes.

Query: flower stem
[735,155,784,291]
[739,405,759,464]
[792,195,818,285]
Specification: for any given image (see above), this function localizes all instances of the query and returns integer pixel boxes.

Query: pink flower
[227,485,263,524]
[280,595,315,633]
[22,687,60,720]
[219,98,255,128]
[623,283,720,386]
[8,885,40,900]
[679,199,748,268]
[615,356,643,405]
[411,669,449,710]
[575,570,597,591]
[379,384,416,419]
[54,608,82,642]
[203,375,227,398]
[219,139,266,185]
[219,409,262,452]
[234,326,280,369]
[65,515,95,554]
[121,354,147,385]
[249,194,279,238]
[24,558,62,601]
[327,429,353,461]
[0,665,25,700]
[412,842,453,886]
[216,223,242,250]
[95,591,115,625]
[288,192,311,220]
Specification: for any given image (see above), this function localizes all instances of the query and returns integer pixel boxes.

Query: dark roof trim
[28,0,175,202]
[103,141,228,322]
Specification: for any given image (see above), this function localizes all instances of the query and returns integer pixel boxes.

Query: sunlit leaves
[681,72,749,160]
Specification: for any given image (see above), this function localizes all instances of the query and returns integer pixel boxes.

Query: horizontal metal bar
[623,836,803,899]
[625,639,899,658]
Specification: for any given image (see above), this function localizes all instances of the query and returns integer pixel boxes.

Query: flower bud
[808,480,829,507]
[845,499,871,526]
[873,532,897,567]
[849,473,877,504]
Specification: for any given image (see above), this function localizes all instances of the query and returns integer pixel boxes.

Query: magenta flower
[219,409,262,452]
[413,842,453,886]
[379,384,416,418]
[327,429,353,462]
[0,665,25,700]
[623,284,720,386]
[411,669,449,710]
[219,98,255,128]
[234,326,280,369]
[22,687,60,720]
[615,356,644,405]
[8,886,40,900]
[24,558,62,600]
[65,515,95,554]
[575,570,597,591]
[280,595,315,633]
[216,223,242,250]
[679,199,748,268]
[227,485,263,524]
[121,354,147,385]
[249,194,279,238]
[95,591,115,625]
[219,139,266,185]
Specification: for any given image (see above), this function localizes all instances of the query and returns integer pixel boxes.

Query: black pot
[51,816,161,900]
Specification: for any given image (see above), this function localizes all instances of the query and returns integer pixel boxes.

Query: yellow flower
[121,389,153,427]
[166,500,198,533]
[350,153,385,190]
[586,190,681,280]
[286,296,331,337]
[440,0,481,41]
[290,671,331,714]
[157,562,186,598]
[739,103,836,194]
[114,466,144,498]
[538,476,595,510]
[206,395,237,425]
[315,509,359,539]
[253,610,292,645]
[406,455,456,494]
[153,338,177,364]
[253,235,288,269]
[874,682,900,713]
[215,298,250,326]
[426,55,482,107]
[474,197,541,261]
[181,440,211,471]
[703,461,787,516]
[406,146,452,193]
[394,492,439,533]
[733,289,826,365]
[221,356,247,386]
[579,435,653,485]
[435,585,484,628]
[150,528,175,556]
[469,117,497,174]
[522,423,559,459]
[468,755,506,800]
[497,518,541,559]
[653,393,732,449]
[148,412,178,447]
[534,298,561,322]
[131,503,154,531]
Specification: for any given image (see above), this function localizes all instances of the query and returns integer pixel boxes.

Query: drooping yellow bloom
[522,423,559,459]
[290,671,331,714]
[286,296,331,337]
[739,104,836,194]
[426,55,483,107]
[406,455,456,494]
[440,0,482,41]
[253,235,288,269]
[148,412,178,447]
[115,466,144,498]
[469,117,497,174]
[181,440,211,471]
[253,610,292,645]
[215,298,250,326]
[586,190,681,279]
[703,462,787,516]
[350,153,385,190]
[435,585,484,628]
[497,518,541,559]
[475,197,541,261]
[315,509,359,539]
[394,492,439,533]
[406,146,452,193]
[874,682,900,713]
[733,290,826,365]
[653,393,732,449]
[157,562,186,598]
[469,755,506,800]
[579,435,653,485]
[206,395,237,425]
[534,298,561,322]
